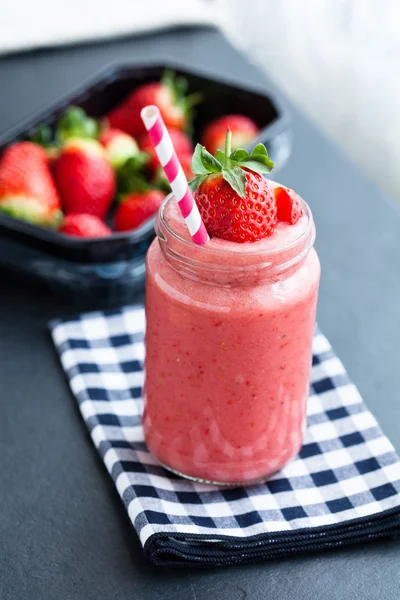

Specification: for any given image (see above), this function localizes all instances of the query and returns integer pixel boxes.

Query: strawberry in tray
[59,213,111,238]
[99,128,140,170]
[114,147,165,233]
[201,115,259,156]
[54,138,115,220]
[191,130,276,243]
[0,142,62,226]
[107,71,200,138]
[29,106,101,164]
[114,190,165,232]
[29,106,117,221]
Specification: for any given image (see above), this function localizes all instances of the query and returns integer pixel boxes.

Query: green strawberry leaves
[29,106,101,150]
[252,143,269,156]
[191,144,222,174]
[116,154,152,197]
[190,146,210,175]
[29,124,53,148]
[162,71,203,110]
[190,132,274,198]
[222,167,247,197]
[56,106,100,143]
[189,174,207,193]
[161,70,202,137]
[238,143,274,174]
[229,148,248,162]
[162,70,188,102]
[214,149,225,164]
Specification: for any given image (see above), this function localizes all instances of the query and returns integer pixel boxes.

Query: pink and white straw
[140,105,209,245]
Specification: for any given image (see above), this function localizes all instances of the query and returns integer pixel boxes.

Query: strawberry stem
[185,91,203,108]
[224,128,232,169]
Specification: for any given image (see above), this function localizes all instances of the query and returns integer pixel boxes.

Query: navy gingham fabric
[50,306,400,567]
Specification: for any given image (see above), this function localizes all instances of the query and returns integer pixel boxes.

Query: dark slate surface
[0,26,399,600]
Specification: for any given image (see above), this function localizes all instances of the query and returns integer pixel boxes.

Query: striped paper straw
[140,105,209,245]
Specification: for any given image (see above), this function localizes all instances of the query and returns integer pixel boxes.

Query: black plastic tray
[0,62,291,302]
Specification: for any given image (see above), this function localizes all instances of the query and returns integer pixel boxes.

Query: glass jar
[143,192,320,485]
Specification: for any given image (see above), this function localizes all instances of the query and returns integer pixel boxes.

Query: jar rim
[158,192,314,259]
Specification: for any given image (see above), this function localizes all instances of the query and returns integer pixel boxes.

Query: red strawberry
[100,128,139,169]
[108,71,195,138]
[191,130,276,243]
[114,190,165,232]
[201,115,259,156]
[274,186,303,224]
[0,141,62,225]
[59,213,111,238]
[140,128,193,173]
[195,171,276,242]
[54,139,115,219]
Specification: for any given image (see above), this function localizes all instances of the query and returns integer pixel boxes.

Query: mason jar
[143,190,320,485]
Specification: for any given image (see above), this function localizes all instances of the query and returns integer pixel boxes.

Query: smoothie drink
[143,189,320,484]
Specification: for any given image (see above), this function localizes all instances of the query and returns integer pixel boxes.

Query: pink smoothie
[143,189,320,484]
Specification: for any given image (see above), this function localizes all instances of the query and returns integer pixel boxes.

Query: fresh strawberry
[274,186,303,224]
[154,154,194,191]
[54,139,115,219]
[140,128,193,173]
[114,190,165,232]
[59,213,111,238]
[201,115,259,156]
[30,108,100,161]
[100,128,139,169]
[0,141,62,225]
[108,71,199,138]
[191,130,276,243]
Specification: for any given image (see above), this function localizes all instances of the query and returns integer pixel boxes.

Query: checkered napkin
[50,305,400,567]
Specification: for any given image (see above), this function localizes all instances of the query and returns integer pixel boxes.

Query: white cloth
[0,0,223,55]
[50,306,400,567]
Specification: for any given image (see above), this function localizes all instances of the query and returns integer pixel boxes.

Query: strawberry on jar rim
[274,186,303,224]
[0,141,62,226]
[201,115,259,156]
[54,138,115,220]
[191,130,276,243]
